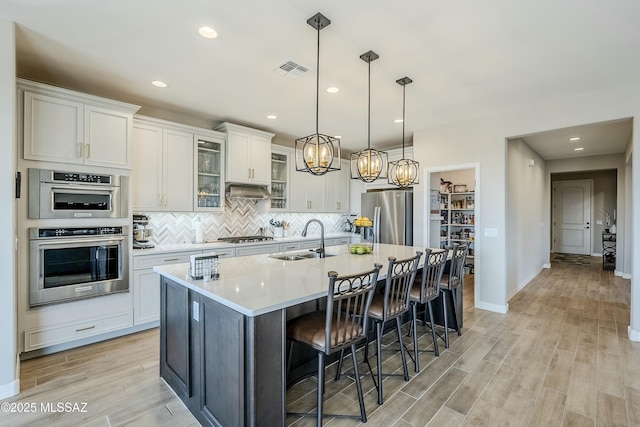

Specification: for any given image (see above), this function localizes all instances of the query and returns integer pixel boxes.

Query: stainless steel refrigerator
[361,190,413,245]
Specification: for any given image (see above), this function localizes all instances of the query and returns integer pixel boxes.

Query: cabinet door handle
[77,143,83,158]
[75,325,95,332]
[248,168,251,179]
[337,202,340,210]
[158,194,162,206]
[163,258,179,262]
[86,143,91,159]
[164,194,168,206]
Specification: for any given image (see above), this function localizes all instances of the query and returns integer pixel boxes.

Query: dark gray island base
[154,244,450,427]
[160,277,285,427]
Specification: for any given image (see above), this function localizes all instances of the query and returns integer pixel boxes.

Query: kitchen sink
[269,251,337,261]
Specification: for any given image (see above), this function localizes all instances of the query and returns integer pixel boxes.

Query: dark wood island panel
[160,276,285,427]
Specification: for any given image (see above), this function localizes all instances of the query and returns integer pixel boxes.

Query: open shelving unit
[439,190,475,266]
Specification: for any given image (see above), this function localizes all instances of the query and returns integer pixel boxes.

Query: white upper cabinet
[132,117,195,212]
[290,162,326,212]
[216,122,274,186]
[20,79,139,168]
[324,159,350,213]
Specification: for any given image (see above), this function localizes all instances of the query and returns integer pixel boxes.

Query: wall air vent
[274,59,310,79]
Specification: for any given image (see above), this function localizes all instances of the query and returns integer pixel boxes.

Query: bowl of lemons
[349,243,373,255]
[353,217,373,227]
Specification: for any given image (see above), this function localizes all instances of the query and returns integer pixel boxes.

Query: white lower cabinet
[24,312,132,352]
[133,250,202,325]
[278,242,302,252]
[235,244,280,257]
[326,237,351,246]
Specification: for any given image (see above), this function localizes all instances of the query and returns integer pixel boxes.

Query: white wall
[506,139,546,301]
[0,18,18,399]
[413,83,640,316]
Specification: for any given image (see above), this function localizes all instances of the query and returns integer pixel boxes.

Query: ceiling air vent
[274,59,310,79]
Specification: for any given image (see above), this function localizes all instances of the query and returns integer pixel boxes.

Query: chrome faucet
[301,219,325,258]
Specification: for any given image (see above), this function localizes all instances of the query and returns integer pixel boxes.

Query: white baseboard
[543,263,551,269]
[507,264,545,301]
[629,325,640,342]
[0,379,19,399]
[622,272,632,279]
[476,300,508,314]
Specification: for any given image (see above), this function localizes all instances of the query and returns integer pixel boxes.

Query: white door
[553,180,592,254]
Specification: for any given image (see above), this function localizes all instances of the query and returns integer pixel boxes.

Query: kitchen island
[154,243,428,427]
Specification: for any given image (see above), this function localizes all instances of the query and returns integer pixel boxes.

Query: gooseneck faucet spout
[301,219,325,258]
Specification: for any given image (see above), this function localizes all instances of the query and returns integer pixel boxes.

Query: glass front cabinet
[194,134,225,211]
[271,147,290,211]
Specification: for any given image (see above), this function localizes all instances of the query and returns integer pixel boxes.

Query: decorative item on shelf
[389,76,419,187]
[440,178,452,193]
[453,184,467,193]
[295,12,341,176]
[351,50,388,182]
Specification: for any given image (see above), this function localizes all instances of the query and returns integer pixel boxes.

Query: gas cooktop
[218,236,274,244]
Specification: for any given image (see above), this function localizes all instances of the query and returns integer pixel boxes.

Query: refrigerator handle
[374,206,381,244]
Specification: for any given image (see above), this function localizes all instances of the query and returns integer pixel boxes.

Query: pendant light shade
[295,13,341,176]
[350,50,388,182]
[388,77,419,187]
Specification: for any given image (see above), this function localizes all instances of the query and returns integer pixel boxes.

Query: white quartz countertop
[153,243,431,317]
[133,232,357,256]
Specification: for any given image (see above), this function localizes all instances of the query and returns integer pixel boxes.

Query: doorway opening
[551,170,617,259]
[424,163,479,309]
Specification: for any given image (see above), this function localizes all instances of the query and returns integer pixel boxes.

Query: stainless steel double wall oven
[28,168,130,307]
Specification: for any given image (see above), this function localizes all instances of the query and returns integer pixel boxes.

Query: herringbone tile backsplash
[145,199,347,244]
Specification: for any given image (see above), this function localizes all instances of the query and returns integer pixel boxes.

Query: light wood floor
[2,257,637,426]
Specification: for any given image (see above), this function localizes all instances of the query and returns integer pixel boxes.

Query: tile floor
[1,255,637,426]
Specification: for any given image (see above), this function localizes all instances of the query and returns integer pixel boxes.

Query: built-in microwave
[28,168,127,219]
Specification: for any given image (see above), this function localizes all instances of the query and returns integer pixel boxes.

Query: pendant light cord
[315,26,320,136]
[367,58,371,150]
[402,83,406,159]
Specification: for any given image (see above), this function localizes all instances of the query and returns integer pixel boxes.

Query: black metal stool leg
[396,317,409,381]
[335,348,345,381]
[350,343,367,423]
[376,321,384,405]
[412,303,420,373]
[443,291,450,348]
[427,300,439,356]
[316,352,324,427]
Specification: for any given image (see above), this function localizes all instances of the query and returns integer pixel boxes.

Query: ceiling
[2,0,639,157]
[517,118,632,161]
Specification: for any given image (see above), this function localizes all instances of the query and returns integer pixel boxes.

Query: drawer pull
[75,325,96,332]
[163,258,180,262]
[75,286,93,292]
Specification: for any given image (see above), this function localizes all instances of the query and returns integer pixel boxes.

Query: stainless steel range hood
[226,184,271,200]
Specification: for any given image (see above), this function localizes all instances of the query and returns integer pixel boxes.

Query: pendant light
[350,50,388,182]
[295,12,341,176]
[388,77,419,187]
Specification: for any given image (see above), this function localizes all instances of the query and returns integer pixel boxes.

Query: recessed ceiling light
[574,147,584,151]
[394,118,403,124]
[151,80,167,88]
[266,114,277,120]
[569,137,581,141]
[198,26,218,39]
[326,87,340,93]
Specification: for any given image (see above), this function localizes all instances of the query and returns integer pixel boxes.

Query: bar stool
[408,248,447,372]
[286,264,382,426]
[366,252,422,405]
[441,243,468,348]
